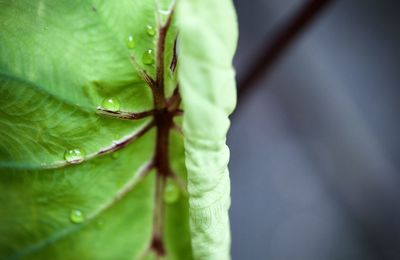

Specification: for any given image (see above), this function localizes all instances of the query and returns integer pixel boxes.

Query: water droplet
[146,25,156,37]
[64,148,85,164]
[126,35,136,49]
[101,97,120,112]
[69,209,85,224]
[142,49,154,65]
[164,181,180,204]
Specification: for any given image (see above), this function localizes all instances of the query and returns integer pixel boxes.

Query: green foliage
[177,1,238,259]
[0,0,238,259]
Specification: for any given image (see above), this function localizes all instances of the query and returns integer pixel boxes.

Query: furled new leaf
[177,0,238,259]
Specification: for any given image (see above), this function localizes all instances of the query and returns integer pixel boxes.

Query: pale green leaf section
[0,0,192,259]
[0,0,156,168]
[176,0,238,259]
[0,132,155,259]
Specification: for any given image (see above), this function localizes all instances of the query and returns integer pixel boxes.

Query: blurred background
[229,0,400,259]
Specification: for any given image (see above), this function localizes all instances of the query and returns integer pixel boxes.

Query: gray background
[229,1,400,259]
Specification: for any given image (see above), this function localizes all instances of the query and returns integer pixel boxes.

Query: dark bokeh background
[229,1,400,259]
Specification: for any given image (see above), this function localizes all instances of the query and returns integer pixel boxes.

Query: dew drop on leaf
[64,148,85,164]
[142,49,154,65]
[126,35,136,49]
[146,25,156,36]
[69,209,85,224]
[101,97,120,112]
[164,181,180,204]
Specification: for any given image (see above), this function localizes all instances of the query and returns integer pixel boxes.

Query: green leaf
[0,0,238,259]
[177,0,238,259]
[0,0,156,168]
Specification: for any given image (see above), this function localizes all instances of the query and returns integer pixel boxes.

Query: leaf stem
[237,0,334,104]
[167,84,181,112]
[97,121,155,156]
[96,108,156,120]
[169,36,178,72]
[154,6,175,109]
[150,173,167,257]
[98,3,182,258]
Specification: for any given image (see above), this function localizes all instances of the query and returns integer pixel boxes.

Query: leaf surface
[0,0,238,259]
[177,0,238,259]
